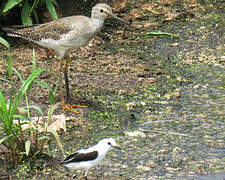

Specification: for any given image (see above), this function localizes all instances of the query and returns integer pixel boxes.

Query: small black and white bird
[60,137,120,179]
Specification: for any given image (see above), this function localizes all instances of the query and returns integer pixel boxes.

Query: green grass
[0,0,58,25]
[0,42,59,165]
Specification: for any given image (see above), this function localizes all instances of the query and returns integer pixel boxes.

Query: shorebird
[3,3,123,113]
[61,137,120,179]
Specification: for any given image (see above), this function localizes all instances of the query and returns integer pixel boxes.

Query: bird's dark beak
[107,11,124,22]
[113,145,121,150]
[111,13,124,22]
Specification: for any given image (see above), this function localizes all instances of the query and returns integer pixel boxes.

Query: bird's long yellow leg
[64,55,71,103]
[62,55,87,114]
[57,58,63,73]
[57,58,66,112]
[57,58,63,105]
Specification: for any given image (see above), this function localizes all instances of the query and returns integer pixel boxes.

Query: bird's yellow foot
[62,104,87,114]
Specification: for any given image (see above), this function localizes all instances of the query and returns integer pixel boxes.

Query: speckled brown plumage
[4,21,70,41]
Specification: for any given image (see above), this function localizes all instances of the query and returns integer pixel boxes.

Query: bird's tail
[2,25,36,38]
[2,27,23,38]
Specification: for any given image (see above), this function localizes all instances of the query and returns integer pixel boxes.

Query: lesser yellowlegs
[3,3,123,113]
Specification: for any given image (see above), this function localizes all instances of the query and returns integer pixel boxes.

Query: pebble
[124,130,146,138]
[137,165,151,171]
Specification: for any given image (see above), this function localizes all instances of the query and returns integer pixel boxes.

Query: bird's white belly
[64,160,98,171]
[39,37,87,49]
[38,35,90,57]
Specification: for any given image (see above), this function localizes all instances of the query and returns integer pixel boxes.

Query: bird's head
[92,3,123,22]
[98,137,121,151]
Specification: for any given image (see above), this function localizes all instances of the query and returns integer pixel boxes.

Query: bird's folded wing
[61,151,98,164]
[2,20,71,42]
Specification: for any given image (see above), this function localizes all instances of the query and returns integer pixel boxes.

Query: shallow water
[100,16,225,180]
[98,64,224,180]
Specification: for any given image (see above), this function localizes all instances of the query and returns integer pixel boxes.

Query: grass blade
[0,135,12,144]
[13,114,29,120]
[0,37,10,49]
[24,105,44,118]
[30,0,40,14]
[35,80,52,92]
[35,80,55,103]
[139,31,179,39]
[2,0,23,14]
[44,0,58,20]
[21,0,33,25]
[0,90,11,132]
[12,67,24,83]
[10,69,47,119]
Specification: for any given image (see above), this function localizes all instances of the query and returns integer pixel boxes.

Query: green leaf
[0,37,10,49]
[10,69,47,119]
[0,90,11,132]
[139,31,179,39]
[12,67,24,83]
[2,0,23,14]
[35,80,52,92]
[0,135,12,144]
[21,0,33,25]
[44,0,58,20]
[48,91,55,104]
[35,80,55,103]
[51,0,58,7]
[0,90,8,114]
[33,10,39,24]
[26,82,33,95]
[25,140,31,156]
[24,105,44,118]
[24,128,36,132]
[30,0,40,14]
[13,114,29,120]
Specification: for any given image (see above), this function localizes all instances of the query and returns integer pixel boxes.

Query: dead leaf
[143,22,152,28]
[161,0,177,5]
[123,9,144,21]
[141,2,160,15]
[131,21,144,29]
[164,11,183,21]
[171,42,179,47]
[112,0,127,11]
[124,130,146,138]
[13,114,70,132]
[99,0,127,11]
[185,0,198,3]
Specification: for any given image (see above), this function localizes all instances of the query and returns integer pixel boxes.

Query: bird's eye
[100,9,104,13]
[108,142,111,145]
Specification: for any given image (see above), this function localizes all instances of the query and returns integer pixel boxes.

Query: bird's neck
[93,144,110,156]
[90,17,105,33]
